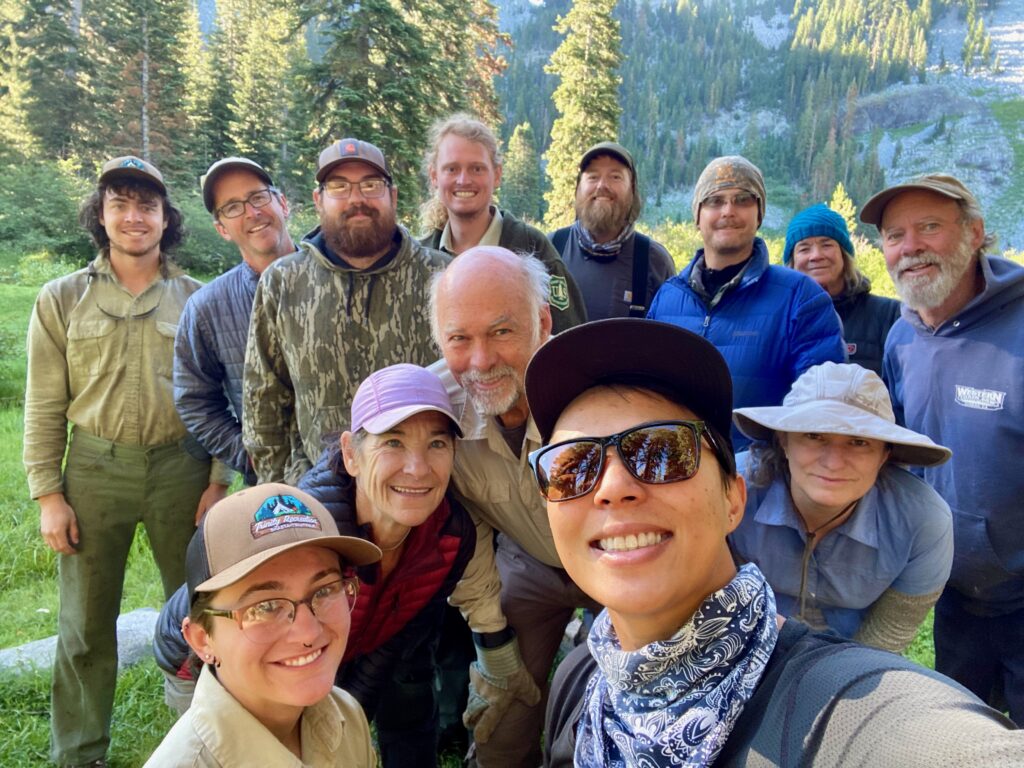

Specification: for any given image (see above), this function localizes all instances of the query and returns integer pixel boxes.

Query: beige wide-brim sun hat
[733,362,952,467]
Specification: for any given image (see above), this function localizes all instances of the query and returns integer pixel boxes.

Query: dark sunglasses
[528,420,726,502]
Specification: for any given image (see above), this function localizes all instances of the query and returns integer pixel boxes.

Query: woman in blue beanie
[783,204,899,375]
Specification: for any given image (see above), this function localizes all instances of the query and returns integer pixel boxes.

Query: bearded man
[551,142,675,320]
[243,139,449,483]
[863,174,1024,725]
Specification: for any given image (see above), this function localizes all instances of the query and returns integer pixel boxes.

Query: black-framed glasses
[528,420,726,502]
[204,577,359,644]
[702,192,758,210]
[321,177,389,200]
[215,188,278,219]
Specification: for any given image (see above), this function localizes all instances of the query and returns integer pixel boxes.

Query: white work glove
[463,632,541,743]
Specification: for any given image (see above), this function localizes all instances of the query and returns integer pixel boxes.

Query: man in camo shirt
[243,139,450,483]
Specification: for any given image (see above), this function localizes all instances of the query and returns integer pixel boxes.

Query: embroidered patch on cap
[121,158,146,170]
[251,494,322,538]
[846,342,857,356]
[549,275,570,311]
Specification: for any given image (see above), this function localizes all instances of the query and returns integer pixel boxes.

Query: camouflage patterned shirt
[243,227,450,484]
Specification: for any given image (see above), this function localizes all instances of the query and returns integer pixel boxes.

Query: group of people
[22,110,1023,768]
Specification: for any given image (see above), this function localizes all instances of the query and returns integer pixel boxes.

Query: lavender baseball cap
[350,364,462,437]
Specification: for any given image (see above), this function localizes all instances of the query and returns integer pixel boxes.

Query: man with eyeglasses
[647,155,844,449]
[530,319,1023,767]
[243,138,449,484]
[550,142,676,321]
[173,158,296,490]
[24,156,232,768]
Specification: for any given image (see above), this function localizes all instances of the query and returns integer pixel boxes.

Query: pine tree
[502,122,543,222]
[828,181,857,236]
[543,0,623,229]
[0,0,39,161]
[179,0,216,176]
[296,0,445,218]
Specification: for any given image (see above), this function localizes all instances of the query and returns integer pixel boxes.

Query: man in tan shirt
[23,156,231,768]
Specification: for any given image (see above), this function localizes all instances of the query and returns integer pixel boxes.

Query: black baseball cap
[525,319,735,462]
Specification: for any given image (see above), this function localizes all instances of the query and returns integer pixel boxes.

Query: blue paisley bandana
[577,564,779,768]
[574,219,636,259]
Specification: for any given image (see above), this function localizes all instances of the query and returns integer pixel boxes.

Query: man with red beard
[863,174,1024,725]
[551,142,675,321]
[243,139,449,484]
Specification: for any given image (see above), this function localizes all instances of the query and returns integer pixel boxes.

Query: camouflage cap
[692,155,766,225]
[98,156,166,194]
[316,138,391,183]
[859,173,978,229]
[200,157,275,213]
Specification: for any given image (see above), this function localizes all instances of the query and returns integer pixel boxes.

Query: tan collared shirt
[438,206,504,254]
[432,360,562,632]
[143,665,375,767]
[24,255,231,498]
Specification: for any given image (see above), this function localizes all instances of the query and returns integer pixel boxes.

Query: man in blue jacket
[647,155,845,449]
[174,158,296,486]
[865,174,1024,725]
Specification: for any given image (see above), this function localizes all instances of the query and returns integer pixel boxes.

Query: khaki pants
[50,429,208,766]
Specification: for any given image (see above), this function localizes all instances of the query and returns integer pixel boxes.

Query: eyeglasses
[216,188,278,219]
[204,577,359,644]
[702,192,758,209]
[528,420,726,502]
[321,178,389,200]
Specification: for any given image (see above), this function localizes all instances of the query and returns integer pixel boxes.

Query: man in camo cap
[243,138,449,483]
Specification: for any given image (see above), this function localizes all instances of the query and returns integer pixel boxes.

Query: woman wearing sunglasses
[730,361,953,652]
[151,364,474,767]
[145,483,381,767]
[529,319,1020,768]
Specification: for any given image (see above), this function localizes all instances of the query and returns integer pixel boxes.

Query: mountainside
[495,0,1024,248]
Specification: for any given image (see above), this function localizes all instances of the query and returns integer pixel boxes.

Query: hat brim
[99,167,166,194]
[361,403,463,438]
[201,160,274,212]
[860,182,965,227]
[193,535,381,596]
[733,400,951,467]
[525,318,733,448]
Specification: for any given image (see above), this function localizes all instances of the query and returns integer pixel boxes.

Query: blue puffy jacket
[648,239,845,449]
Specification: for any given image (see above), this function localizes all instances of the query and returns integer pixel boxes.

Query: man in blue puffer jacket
[647,155,845,449]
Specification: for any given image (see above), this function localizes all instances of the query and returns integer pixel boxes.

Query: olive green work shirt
[23,255,232,499]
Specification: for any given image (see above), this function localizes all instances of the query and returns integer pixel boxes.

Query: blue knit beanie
[783,204,855,265]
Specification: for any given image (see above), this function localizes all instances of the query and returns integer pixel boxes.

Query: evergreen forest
[0,0,1018,273]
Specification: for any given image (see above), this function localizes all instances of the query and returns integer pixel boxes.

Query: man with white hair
[863,174,1024,724]
[430,246,599,767]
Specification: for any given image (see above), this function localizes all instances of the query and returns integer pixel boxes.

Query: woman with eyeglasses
[730,362,954,652]
[144,483,381,766]
[151,364,475,767]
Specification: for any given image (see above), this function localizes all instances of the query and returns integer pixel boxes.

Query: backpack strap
[551,226,572,256]
[629,233,651,317]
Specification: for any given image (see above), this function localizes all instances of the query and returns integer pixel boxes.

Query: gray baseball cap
[316,139,391,183]
[200,157,275,213]
[859,174,978,229]
[98,156,166,194]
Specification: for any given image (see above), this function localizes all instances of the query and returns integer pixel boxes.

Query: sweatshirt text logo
[954,385,1006,411]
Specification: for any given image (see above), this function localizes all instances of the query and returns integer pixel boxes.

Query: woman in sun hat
[730,361,953,653]
[145,483,382,767]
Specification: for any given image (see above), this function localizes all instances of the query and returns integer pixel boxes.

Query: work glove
[463,632,541,744]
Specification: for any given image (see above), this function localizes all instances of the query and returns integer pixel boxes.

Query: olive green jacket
[24,255,229,498]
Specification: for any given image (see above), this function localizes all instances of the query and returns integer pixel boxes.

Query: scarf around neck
[576,564,779,768]
[574,219,636,259]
